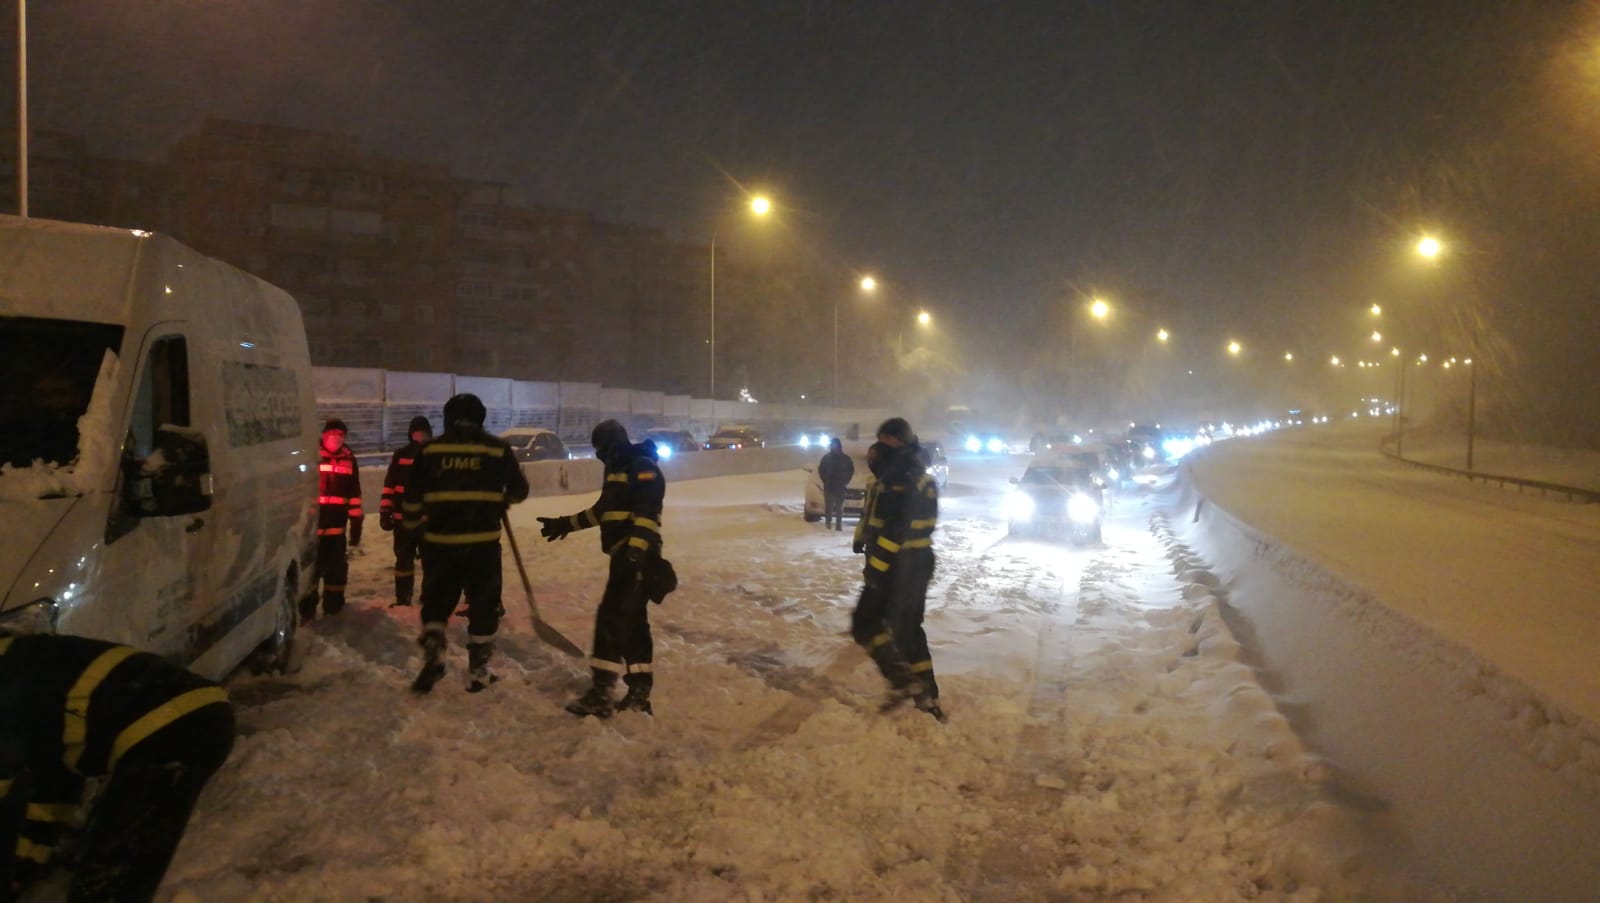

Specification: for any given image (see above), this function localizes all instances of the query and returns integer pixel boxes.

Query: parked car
[795,428,838,449]
[643,427,700,460]
[803,441,872,523]
[1004,461,1105,544]
[501,427,571,462]
[918,439,949,488]
[705,425,765,450]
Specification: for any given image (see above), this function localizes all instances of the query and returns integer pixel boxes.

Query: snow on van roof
[0,217,148,325]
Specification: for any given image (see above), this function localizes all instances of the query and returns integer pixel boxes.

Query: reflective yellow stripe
[425,530,503,544]
[868,556,891,572]
[605,473,630,483]
[576,510,598,528]
[422,490,506,503]
[875,536,901,553]
[908,659,934,673]
[15,837,52,864]
[26,802,79,823]
[867,518,885,527]
[64,647,137,771]
[111,686,230,770]
[402,501,423,512]
[600,511,633,522]
[909,518,937,529]
[627,536,650,550]
[0,636,12,655]
[0,778,11,795]
[591,658,625,674]
[902,538,933,548]
[633,517,661,534]
[869,632,893,649]
[424,443,505,456]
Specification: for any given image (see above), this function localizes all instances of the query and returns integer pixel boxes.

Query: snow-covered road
[154,442,1593,901]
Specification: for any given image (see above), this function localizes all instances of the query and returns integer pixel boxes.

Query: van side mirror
[122,427,213,518]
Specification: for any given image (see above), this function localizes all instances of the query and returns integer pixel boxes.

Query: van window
[127,335,191,459]
[0,316,124,468]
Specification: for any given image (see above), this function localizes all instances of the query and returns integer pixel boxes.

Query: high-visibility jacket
[552,442,664,557]
[853,476,883,549]
[0,634,229,881]
[865,448,938,579]
[318,444,363,537]
[401,426,530,545]
[380,439,426,522]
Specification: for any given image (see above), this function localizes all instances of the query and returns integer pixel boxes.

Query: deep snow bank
[1171,457,1600,901]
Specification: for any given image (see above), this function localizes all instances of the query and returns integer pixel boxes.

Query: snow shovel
[503,513,585,658]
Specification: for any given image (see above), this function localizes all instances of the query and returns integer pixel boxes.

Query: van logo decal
[223,362,303,447]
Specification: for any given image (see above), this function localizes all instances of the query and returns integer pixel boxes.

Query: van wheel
[250,569,302,675]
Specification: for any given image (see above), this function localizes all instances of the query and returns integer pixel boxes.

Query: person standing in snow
[379,415,433,608]
[403,394,530,694]
[857,418,944,722]
[539,419,667,717]
[0,631,235,902]
[817,437,855,531]
[306,418,363,620]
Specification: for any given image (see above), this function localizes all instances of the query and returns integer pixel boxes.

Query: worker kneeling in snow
[1,632,235,902]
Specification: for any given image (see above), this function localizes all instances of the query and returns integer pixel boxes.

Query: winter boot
[322,592,345,616]
[616,684,653,716]
[389,596,412,608]
[878,680,924,715]
[466,641,499,693]
[914,689,947,724]
[299,592,319,623]
[565,682,617,718]
[411,626,447,694]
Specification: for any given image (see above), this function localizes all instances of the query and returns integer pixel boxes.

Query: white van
[0,216,319,680]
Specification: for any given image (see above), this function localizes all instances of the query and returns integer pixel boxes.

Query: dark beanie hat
[408,415,433,435]
[876,417,916,445]
[323,418,348,434]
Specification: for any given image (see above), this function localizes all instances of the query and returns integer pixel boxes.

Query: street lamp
[835,274,878,407]
[708,193,772,399]
[1413,233,1482,469]
[1227,340,1242,356]
[1156,328,1170,343]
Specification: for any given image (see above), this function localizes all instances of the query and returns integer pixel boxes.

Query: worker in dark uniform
[849,441,915,704]
[539,419,666,717]
[306,418,363,620]
[862,418,944,722]
[403,394,529,694]
[380,415,433,608]
[817,437,855,531]
[1,631,235,903]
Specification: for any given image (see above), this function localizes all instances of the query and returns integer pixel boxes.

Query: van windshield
[0,317,125,468]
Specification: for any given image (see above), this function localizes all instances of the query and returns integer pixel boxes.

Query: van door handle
[185,518,205,534]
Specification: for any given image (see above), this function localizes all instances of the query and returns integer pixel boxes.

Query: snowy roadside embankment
[1178,428,1600,901]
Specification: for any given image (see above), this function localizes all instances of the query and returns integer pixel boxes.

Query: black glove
[623,544,648,575]
[538,516,572,541]
[379,512,395,532]
[349,516,363,547]
[852,539,865,555]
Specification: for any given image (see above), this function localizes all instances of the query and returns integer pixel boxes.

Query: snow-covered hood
[0,495,79,609]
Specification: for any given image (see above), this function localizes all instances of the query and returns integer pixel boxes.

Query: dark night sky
[9,1,1600,435]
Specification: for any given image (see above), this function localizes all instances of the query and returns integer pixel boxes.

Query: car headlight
[1067,493,1100,524]
[1004,491,1036,521]
[1106,467,1119,481]
[1142,445,1156,461]
[657,444,674,460]
[986,437,1005,454]
[965,435,981,453]
[799,435,812,448]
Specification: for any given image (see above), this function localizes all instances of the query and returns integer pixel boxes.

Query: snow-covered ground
[152,428,1599,902]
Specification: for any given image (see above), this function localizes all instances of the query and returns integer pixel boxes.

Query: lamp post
[708,194,772,399]
[835,275,876,407]
[1416,233,1481,471]
[16,0,26,217]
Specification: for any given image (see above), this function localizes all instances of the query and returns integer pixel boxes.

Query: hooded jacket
[552,441,665,557]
